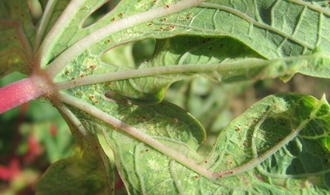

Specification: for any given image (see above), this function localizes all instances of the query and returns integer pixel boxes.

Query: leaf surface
[0,0,35,76]
[51,0,330,105]
[35,111,114,195]
[66,93,330,194]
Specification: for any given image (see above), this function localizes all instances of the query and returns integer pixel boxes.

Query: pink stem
[0,77,43,114]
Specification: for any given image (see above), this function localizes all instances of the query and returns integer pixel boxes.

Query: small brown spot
[243,140,248,147]
[90,65,96,69]
[94,100,99,104]
[167,25,175,30]
[111,17,115,22]
[194,175,199,179]
[204,160,208,163]
[119,13,123,17]
[145,149,149,152]
[80,74,85,78]
[173,118,178,124]
[165,5,169,8]
[113,126,117,130]
[254,173,264,181]
[90,95,95,99]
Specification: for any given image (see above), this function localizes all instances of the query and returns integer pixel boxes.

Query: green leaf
[58,40,330,105]
[97,93,329,194]
[78,0,330,59]
[160,0,330,58]
[0,0,35,76]
[60,96,206,193]
[52,0,330,105]
[35,114,115,195]
[36,0,106,67]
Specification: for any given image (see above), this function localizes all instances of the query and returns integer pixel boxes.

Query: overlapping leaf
[0,0,35,76]
[36,114,114,195]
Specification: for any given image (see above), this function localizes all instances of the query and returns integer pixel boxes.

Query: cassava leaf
[0,0,35,76]
[63,93,330,194]
[74,0,330,60]
[119,94,330,194]
[206,94,330,193]
[61,96,207,194]
[51,0,330,105]
[35,111,115,195]
[58,40,330,106]
[64,97,206,147]
[36,0,107,67]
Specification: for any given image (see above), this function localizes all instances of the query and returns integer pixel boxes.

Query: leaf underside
[69,93,330,194]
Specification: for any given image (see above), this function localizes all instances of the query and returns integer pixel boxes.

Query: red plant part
[22,134,42,163]
[49,124,57,137]
[0,158,20,181]
[0,78,43,114]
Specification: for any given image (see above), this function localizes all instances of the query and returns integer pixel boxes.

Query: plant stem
[0,69,55,114]
[33,0,57,53]
[36,0,86,66]
[55,59,268,90]
[0,77,43,114]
